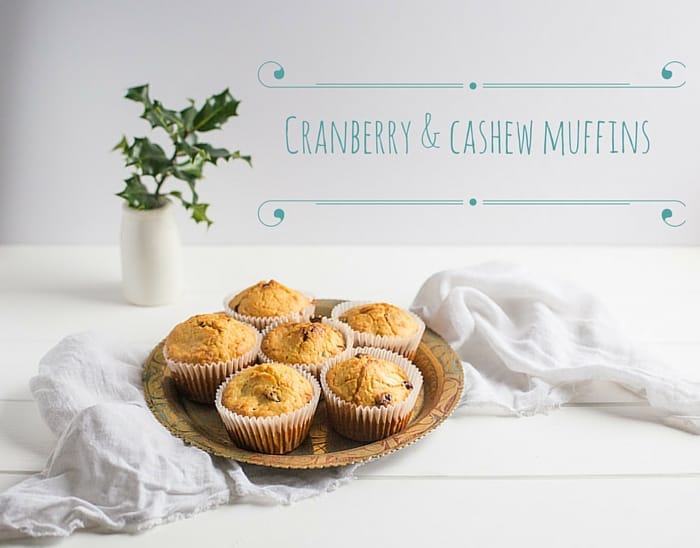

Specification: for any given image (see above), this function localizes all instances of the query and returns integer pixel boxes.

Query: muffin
[259,318,354,377]
[320,347,423,442]
[331,301,426,359]
[163,312,261,403]
[224,280,315,330]
[215,362,321,454]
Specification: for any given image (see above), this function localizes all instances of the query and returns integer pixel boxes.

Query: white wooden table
[1,245,699,547]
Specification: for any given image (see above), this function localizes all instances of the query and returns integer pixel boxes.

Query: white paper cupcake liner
[222,291,316,331]
[258,318,355,378]
[320,346,424,442]
[330,300,426,359]
[215,366,321,454]
[163,328,262,404]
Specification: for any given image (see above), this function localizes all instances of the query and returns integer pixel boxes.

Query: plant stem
[153,174,167,204]
[153,147,180,205]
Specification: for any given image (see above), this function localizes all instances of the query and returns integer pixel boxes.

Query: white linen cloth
[0,332,356,540]
[411,262,700,433]
[3,261,700,539]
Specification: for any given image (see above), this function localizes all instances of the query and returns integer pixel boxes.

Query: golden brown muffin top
[228,280,311,318]
[221,363,313,417]
[262,321,346,364]
[165,312,258,364]
[339,302,418,338]
[325,353,414,407]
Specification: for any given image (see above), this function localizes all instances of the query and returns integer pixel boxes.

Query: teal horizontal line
[259,85,322,89]
[315,84,464,89]
[316,200,463,205]
[483,199,631,203]
[483,85,631,89]
[482,83,685,89]
[316,82,464,86]
[318,199,462,202]
[259,199,464,204]
[483,199,684,204]
[482,83,631,86]
[483,201,630,206]
[262,84,464,89]
[617,83,686,89]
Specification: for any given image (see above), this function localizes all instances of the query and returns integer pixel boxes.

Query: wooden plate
[143,299,464,469]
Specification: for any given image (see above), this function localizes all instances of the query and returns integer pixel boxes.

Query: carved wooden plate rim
[143,299,464,469]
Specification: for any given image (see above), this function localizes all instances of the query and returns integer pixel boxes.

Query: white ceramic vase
[120,200,184,306]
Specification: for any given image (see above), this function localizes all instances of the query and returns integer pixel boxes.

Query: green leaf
[116,174,157,209]
[172,151,206,180]
[190,202,212,226]
[229,149,253,167]
[190,143,253,166]
[128,137,171,176]
[194,143,232,164]
[141,100,183,135]
[168,190,192,209]
[175,139,199,159]
[112,135,129,153]
[193,89,240,132]
[116,84,251,228]
[125,84,150,105]
[171,156,204,207]
[179,103,197,134]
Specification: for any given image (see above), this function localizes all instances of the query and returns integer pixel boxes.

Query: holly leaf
[127,137,171,176]
[172,153,206,184]
[116,174,155,209]
[179,102,197,134]
[141,100,183,135]
[168,190,191,208]
[192,143,252,166]
[229,149,253,167]
[125,84,151,105]
[175,139,199,158]
[190,202,212,226]
[171,156,204,207]
[194,143,233,164]
[112,135,129,154]
[193,89,240,132]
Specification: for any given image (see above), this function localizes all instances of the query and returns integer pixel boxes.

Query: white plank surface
[2,246,700,345]
[1,245,700,547]
[0,474,28,492]
[1,477,698,548]
[0,401,54,472]
[3,289,699,343]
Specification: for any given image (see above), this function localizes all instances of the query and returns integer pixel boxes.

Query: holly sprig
[114,84,251,226]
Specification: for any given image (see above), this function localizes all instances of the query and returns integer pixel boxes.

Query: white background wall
[0,0,697,244]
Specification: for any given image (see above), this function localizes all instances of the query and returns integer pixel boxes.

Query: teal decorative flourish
[257,61,464,89]
[661,60,685,81]
[661,207,685,228]
[259,60,686,91]
[482,61,686,89]
[480,199,686,228]
[257,199,464,227]
[256,198,685,228]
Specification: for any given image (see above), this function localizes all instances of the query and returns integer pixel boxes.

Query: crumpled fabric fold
[0,332,356,539]
[411,262,700,433]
